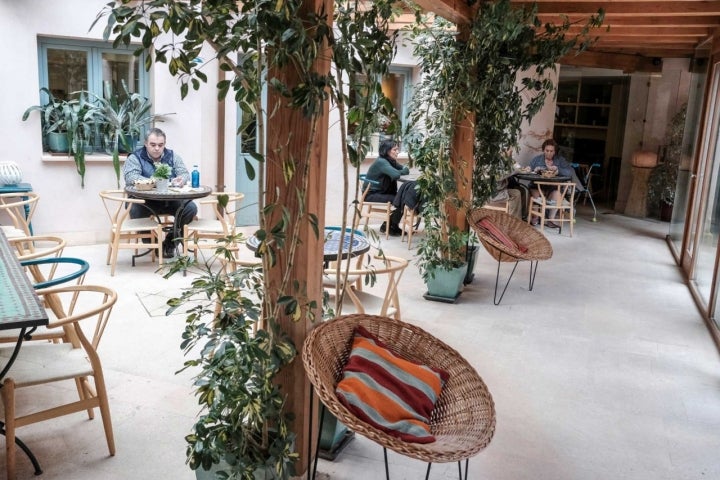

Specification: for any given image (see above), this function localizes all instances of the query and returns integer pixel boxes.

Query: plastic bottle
[191,165,200,188]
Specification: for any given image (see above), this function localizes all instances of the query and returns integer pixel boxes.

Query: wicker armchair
[469,208,553,305]
[303,314,496,480]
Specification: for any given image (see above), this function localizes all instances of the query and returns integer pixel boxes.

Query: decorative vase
[154,178,169,192]
[0,162,23,186]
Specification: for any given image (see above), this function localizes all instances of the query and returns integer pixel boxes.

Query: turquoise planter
[423,263,467,303]
[46,132,69,153]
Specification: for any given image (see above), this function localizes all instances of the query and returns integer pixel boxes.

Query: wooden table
[0,228,48,475]
[125,185,212,256]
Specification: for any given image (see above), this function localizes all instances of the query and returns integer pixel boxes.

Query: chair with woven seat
[356,174,394,239]
[303,313,496,480]
[527,181,576,236]
[183,191,245,272]
[469,208,553,305]
[0,192,40,239]
[399,205,421,249]
[99,189,164,275]
[324,254,408,320]
[0,284,117,480]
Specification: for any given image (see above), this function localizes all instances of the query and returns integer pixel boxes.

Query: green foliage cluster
[405,0,603,280]
[93,0,399,478]
[151,162,172,180]
[22,82,161,188]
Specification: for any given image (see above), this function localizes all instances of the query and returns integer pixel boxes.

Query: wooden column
[450,24,474,232]
[264,0,331,475]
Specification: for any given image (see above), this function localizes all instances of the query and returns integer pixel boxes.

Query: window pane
[102,52,140,95]
[47,48,88,99]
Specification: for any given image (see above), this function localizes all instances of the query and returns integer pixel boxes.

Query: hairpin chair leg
[528,260,539,291]
[493,254,520,305]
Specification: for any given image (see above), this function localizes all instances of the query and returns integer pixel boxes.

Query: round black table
[246,228,371,264]
[125,185,212,257]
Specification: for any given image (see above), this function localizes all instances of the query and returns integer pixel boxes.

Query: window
[39,37,149,101]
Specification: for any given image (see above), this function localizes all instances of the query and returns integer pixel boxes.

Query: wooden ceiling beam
[411,0,473,25]
[527,1,720,16]
[566,26,712,36]
[561,49,662,72]
[539,15,720,27]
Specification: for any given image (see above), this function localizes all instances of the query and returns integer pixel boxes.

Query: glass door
[689,61,720,317]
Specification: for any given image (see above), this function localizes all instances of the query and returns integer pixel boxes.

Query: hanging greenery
[406,0,604,279]
[93,0,398,477]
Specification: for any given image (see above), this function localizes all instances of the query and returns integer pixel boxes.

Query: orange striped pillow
[335,326,448,443]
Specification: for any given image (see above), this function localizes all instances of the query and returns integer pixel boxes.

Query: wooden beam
[412,0,473,25]
[529,1,720,16]
[560,49,663,73]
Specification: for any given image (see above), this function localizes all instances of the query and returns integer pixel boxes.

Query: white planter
[154,178,169,192]
[0,162,22,185]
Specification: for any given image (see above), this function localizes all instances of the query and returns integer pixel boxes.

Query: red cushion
[477,217,527,253]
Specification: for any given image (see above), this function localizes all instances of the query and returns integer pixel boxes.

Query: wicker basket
[303,314,496,464]
[134,181,155,191]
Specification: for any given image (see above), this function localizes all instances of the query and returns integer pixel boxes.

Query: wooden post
[264,0,331,475]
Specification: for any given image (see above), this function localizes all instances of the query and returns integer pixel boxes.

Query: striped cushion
[477,217,527,253]
[335,326,448,443]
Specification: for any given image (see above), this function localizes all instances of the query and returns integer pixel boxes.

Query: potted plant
[23,88,103,186]
[648,104,687,220]
[22,87,71,153]
[406,3,603,302]
[95,80,164,187]
[151,163,172,192]
[163,241,298,479]
[98,0,400,476]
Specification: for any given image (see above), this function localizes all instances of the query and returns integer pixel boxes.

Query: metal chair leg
[425,462,432,480]
[383,447,390,480]
[493,256,520,305]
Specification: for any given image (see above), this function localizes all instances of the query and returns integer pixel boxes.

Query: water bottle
[191,165,200,188]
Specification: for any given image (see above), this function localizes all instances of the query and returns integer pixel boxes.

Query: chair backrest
[36,284,117,350]
[198,191,246,233]
[10,235,66,261]
[99,189,144,228]
[0,191,39,237]
[327,255,409,318]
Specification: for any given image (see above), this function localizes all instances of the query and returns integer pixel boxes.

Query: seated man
[123,127,197,258]
[528,138,574,228]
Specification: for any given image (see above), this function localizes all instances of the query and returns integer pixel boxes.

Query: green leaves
[406,0,603,277]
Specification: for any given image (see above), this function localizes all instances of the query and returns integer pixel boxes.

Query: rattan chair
[469,208,553,305]
[303,314,496,480]
[527,181,576,236]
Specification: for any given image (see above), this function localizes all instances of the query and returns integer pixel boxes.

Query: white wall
[0,1,224,244]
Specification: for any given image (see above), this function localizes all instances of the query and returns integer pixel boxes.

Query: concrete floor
[2,205,720,480]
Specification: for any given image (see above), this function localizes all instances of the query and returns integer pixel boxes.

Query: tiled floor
[2,206,720,480]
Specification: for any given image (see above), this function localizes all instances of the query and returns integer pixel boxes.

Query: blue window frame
[38,37,149,102]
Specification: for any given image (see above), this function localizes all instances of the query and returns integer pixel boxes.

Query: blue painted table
[0,183,34,234]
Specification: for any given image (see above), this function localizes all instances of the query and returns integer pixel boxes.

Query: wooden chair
[183,191,245,272]
[355,175,394,239]
[0,284,117,480]
[469,208,553,305]
[399,205,421,249]
[0,192,39,239]
[527,181,576,236]
[325,254,408,320]
[303,314,496,480]
[99,189,164,275]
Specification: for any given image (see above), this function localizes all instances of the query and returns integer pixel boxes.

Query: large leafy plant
[406,1,603,280]
[648,104,687,208]
[94,0,398,477]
